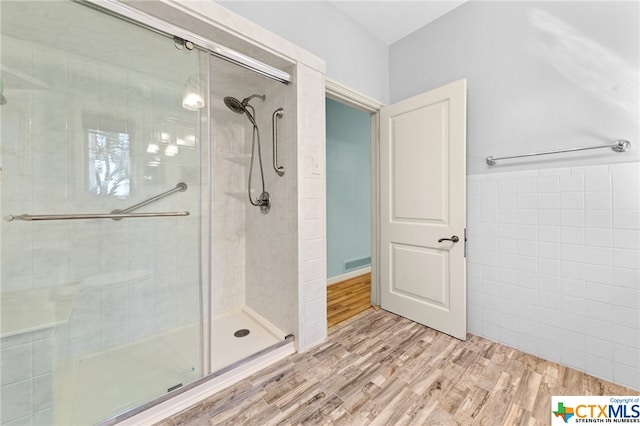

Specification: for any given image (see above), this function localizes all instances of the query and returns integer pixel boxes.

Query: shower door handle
[438,235,459,243]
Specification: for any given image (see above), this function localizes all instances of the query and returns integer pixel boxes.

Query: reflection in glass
[0,1,205,424]
[182,75,205,111]
[88,128,131,198]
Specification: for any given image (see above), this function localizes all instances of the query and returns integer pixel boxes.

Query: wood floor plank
[371,386,418,425]
[207,390,268,425]
[155,309,637,426]
[290,393,344,426]
[513,369,543,412]
[453,385,490,424]
[327,273,371,328]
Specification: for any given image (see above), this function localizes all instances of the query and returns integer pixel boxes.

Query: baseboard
[327,266,371,286]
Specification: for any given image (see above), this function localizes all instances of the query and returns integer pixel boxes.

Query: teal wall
[326,98,371,279]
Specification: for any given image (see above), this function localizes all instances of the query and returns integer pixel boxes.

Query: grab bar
[5,211,190,222]
[272,108,285,176]
[5,182,190,222]
[486,139,630,166]
[112,182,187,215]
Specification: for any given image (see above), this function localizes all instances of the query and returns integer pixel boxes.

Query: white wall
[390,1,639,175]
[217,1,389,104]
[391,1,640,391]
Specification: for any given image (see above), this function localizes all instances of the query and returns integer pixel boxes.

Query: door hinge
[464,228,467,258]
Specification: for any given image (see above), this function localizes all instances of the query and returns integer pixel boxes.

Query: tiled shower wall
[127,0,330,353]
[209,75,247,317]
[1,31,204,424]
[245,76,298,336]
[208,58,325,350]
[467,161,640,390]
[208,58,298,337]
[1,37,203,353]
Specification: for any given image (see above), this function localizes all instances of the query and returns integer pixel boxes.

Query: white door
[380,79,467,340]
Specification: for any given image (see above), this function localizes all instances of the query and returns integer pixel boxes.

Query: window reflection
[87,128,131,198]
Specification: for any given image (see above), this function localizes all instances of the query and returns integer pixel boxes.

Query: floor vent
[344,256,371,272]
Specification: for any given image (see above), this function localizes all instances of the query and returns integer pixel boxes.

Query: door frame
[325,78,384,306]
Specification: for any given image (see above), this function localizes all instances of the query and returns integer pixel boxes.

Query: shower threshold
[99,309,295,426]
[107,335,295,426]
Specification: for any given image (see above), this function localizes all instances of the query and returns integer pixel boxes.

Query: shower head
[223,94,265,126]
[223,94,265,114]
[224,96,246,114]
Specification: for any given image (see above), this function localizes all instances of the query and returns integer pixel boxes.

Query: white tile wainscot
[0,329,56,425]
[467,161,640,391]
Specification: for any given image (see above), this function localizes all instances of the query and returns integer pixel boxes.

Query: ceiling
[327,1,468,45]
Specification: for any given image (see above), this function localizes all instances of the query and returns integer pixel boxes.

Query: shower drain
[234,329,250,338]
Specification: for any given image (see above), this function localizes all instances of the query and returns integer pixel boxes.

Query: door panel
[392,243,448,307]
[392,100,448,222]
[380,79,466,340]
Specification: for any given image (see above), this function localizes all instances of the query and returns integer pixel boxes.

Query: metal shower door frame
[78,0,292,85]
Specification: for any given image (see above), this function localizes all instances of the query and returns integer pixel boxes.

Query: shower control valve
[258,192,271,214]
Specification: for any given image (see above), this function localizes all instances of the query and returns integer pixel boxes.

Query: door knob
[438,235,459,243]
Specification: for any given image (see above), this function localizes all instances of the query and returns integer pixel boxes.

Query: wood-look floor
[155,308,634,426]
[327,273,372,328]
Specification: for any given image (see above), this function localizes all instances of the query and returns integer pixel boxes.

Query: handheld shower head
[223,96,246,114]
[223,94,265,114]
[222,93,271,213]
[223,93,265,127]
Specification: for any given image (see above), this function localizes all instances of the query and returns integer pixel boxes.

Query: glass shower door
[0,1,207,424]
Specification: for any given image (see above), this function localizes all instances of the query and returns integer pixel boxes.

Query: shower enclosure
[0,1,297,424]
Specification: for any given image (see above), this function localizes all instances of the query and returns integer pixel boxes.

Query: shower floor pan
[211,308,285,372]
[56,308,286,425]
